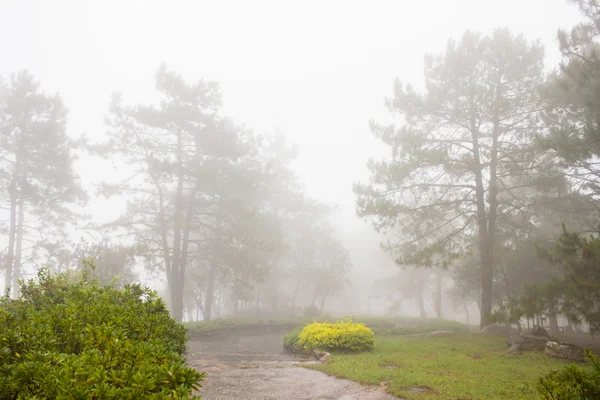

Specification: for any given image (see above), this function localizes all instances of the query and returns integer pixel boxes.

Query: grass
[305,332,574,400]
[185,314,468,335]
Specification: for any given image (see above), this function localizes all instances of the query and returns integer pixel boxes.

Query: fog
[0,0,594,329]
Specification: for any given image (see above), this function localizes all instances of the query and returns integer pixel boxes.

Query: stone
[312,349,331,361]
[504,344,522,355]
[480,323,518,336]
[529,325,551,339]
[506,333,549,352]
[545,341,586,362]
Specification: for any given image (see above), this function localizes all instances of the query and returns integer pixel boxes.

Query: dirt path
[193,364,397,400]
[187,331,399,400]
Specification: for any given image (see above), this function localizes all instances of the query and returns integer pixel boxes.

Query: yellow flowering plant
[296,317,374,352]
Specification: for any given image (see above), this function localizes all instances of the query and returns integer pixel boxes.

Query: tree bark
[169,130,185,322]
[11,199,25,297]
[291,267,302,316]
[435,269,443,319]
[469,94,492,329]
[417,282,427,318]
[463,300,470,326]
[4,185,16,296]
[204,264,217,321]
[256,282,261,318]
[549,313,559,334]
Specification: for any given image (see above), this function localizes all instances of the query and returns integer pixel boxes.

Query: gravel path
[194,364,398,400]
[186,332,399,400]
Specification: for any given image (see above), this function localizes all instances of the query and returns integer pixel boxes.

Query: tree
[97,64,225,321]
[98,65,295,322]
[43,238,139,286]
[309,229,353,315]
[354,29,559,328]
[540,0,600,206]
[0,70,86,297]
[532,225,600,334]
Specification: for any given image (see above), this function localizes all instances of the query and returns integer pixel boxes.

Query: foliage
[44,237,140,286]
[521,225,600,333]
[0,70,87,296]
[489,297,524,328]
[282,326,304,353]
[354,28,561,328]
[306,333,571,400]
[297,318,375,352]
[0,264,203,399]
[537,350,600,400]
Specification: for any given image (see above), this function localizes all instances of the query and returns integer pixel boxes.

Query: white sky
[0,0,585,286]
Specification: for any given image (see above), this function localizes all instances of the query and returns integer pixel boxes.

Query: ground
[185,320,597,400]
[306,333,575,399]
[187,330,396,400]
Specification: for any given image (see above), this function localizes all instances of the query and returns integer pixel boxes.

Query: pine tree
[0,71,86,296]
[355,29,560,328]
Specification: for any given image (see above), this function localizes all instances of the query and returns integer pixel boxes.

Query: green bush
[0,265,204,399]
[296,318,375,352]
[537,350,600,399]
[282,326,304,353]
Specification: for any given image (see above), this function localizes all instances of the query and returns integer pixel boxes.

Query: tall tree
[541,0,600,207]
[98,64,224,321]
[0,71,86,296]
[355,29,558,328]
[98,65,287,322]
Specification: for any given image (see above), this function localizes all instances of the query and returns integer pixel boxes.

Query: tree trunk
[549,313,559,335]
[290,267,302,316]
[417,283,427,318]
[256,282,261,318]
[204,265,217,321]
[463,300,470,326]
[469,93,493,329]
[4,186,16,296]
[233,294,239,314]
[12,199,25,297]
[435,269,443,319]
[4,155,21,296]
[319,285,331,316]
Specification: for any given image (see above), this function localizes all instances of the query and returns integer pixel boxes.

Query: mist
[2,1,600,398]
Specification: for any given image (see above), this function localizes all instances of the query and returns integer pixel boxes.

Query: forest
[2,0,600,399]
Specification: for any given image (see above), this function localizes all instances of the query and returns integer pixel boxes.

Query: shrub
[283,326,304,353]
[537,350,600,399]
[297,318,374,352]
[0,264,204,399]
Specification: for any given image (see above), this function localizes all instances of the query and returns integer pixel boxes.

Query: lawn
[185,315,467,335]
[305,332,574,400]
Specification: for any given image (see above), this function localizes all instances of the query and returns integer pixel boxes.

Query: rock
[506,333,549,352]
[545,341,586,362]
[480,323,517,336]
[313,349,331,361]
[504,344,522,355]
[529,325,551,339]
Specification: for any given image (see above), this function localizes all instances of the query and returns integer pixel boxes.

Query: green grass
[185,315,468,335]
[305,333,573,400]
[350,315,467,336]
